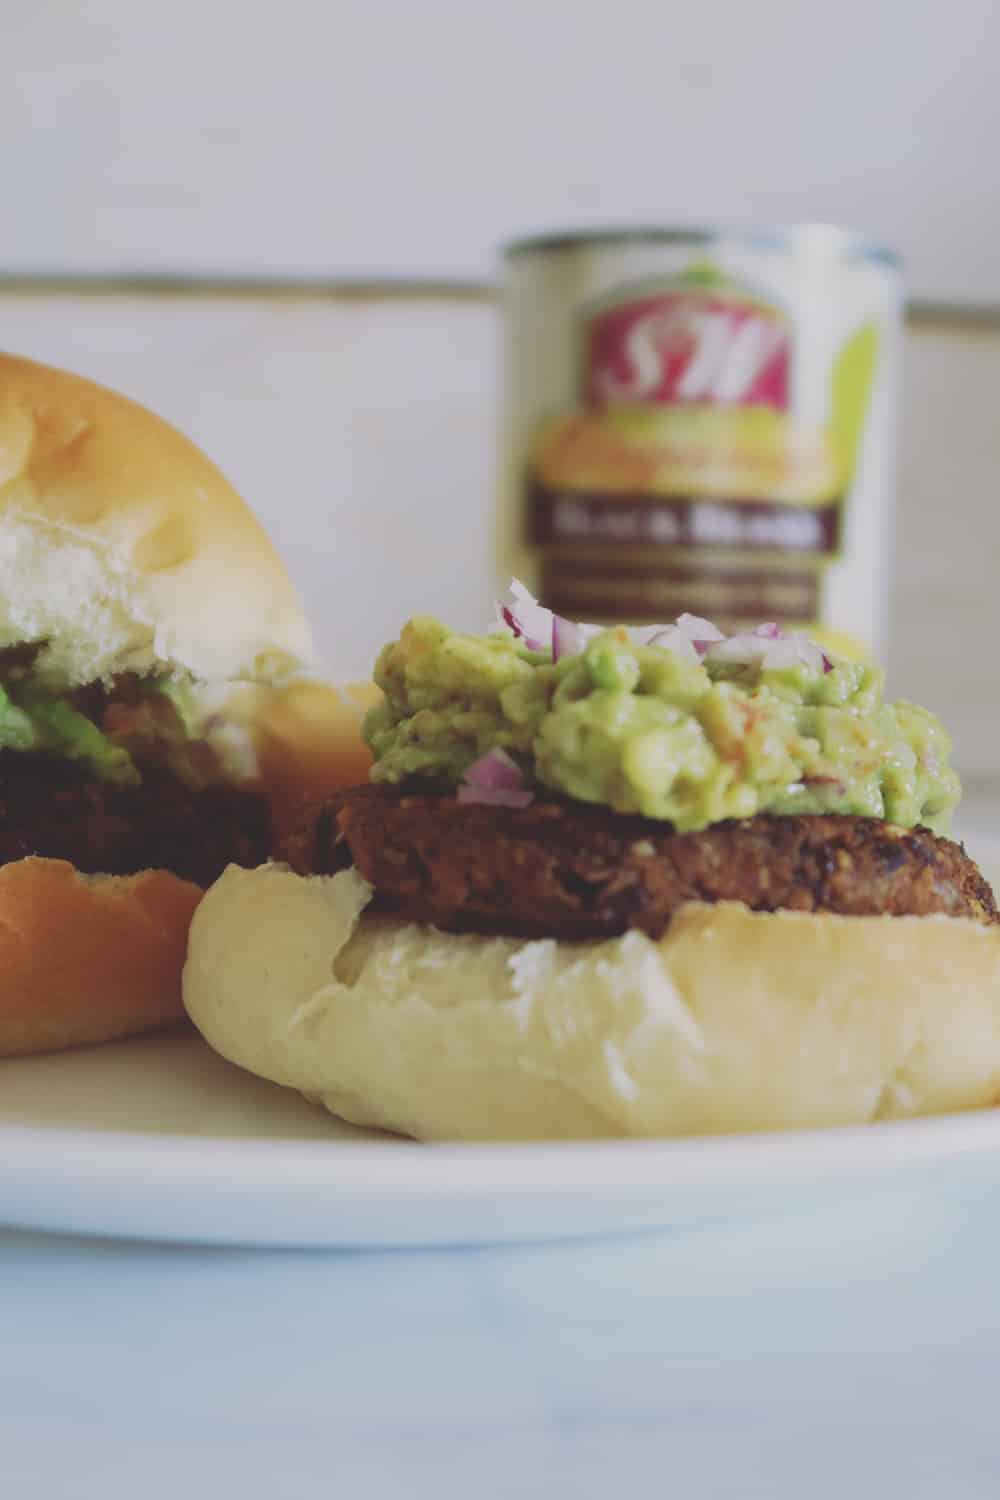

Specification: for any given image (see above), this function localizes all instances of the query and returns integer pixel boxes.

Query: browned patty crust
[279,785,1000,940]
[0,752,269,888]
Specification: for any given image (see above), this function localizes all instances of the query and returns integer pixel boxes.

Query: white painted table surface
[4,801,1000,1498]
[3,1171,1000,1499]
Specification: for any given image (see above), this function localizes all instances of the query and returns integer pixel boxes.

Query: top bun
[0,351,316,686]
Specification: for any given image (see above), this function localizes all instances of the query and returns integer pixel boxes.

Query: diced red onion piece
[645,625,699,662]
[497,602,547,653]
[705,633,771,666]
[676,613,724,645]
[710,631,827,673]
[462,746,526,792]
[457,784,534,808]
[552,614,586,662]
[496,579,603,661]
[634,614,722,652]
[795,638,828,674]
[498,603,520,636]
[643,612,723,659]
[761,636,827,673]
[459,747,535,807]
[507,580,554,652]
[491,582,837,676]
[759,638,806,670]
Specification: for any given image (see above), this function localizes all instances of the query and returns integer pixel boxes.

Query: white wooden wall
[6,0,1000,302]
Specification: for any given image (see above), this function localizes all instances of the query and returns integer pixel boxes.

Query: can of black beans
[497,224,902,658]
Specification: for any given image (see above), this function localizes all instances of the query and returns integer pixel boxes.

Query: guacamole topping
[0,681,138,783]
[0,661,252,788]
[363,585,961,834]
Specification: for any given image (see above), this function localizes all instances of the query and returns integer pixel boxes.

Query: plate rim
[3,1103,1000,1198]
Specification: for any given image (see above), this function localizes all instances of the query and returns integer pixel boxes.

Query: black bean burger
[184,585,1000,1140]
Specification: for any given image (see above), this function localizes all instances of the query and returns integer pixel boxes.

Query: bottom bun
[184,863,1000,1141]
[0,859,203,1057]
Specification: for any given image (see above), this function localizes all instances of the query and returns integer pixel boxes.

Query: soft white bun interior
[0,351,315,685]
[184,864,1000,1141]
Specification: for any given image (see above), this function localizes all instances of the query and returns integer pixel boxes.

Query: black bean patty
[279,784,999,940]
[0,752,269,887]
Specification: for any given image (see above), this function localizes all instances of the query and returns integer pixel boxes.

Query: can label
[500,234,899,656]
[584,274,790,407]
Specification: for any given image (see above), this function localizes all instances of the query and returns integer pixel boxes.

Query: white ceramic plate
[1,837,998,1250]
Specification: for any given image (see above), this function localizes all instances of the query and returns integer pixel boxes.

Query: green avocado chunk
[0,685,139,785]
[363,617,961,834]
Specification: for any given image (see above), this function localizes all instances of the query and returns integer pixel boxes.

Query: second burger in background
[0,351,319,1057]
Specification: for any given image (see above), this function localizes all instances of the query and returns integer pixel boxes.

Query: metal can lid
[503,222,901,269]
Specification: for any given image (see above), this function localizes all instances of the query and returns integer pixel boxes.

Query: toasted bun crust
[184,864,1000,1140]
[0,858,203,1057]
[0,351,315,685]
